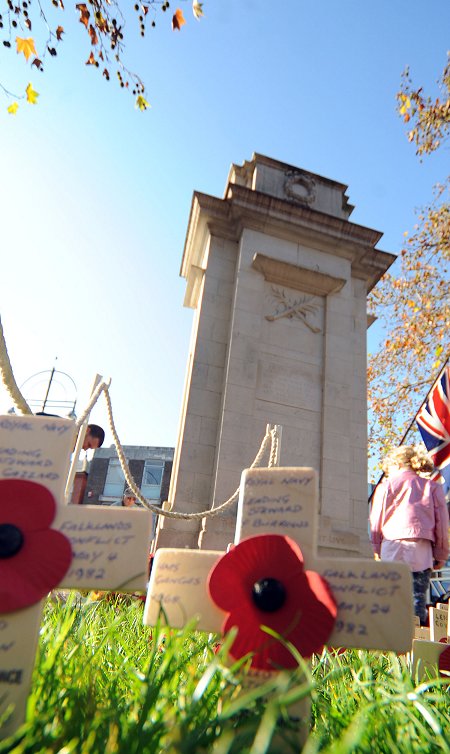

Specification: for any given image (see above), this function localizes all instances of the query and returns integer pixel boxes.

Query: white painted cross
[0,415,153,738]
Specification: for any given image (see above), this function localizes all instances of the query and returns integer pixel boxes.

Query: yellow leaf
[16,36,38,61]
[399,95,411,109]
[135,95,150,111]
[192,1,204,19]
[26,82,39,104]
[7,102,19,115]
[435,345,443,357]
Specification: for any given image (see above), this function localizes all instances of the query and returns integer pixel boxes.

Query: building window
[141,460,164,500]
[103,459,126,498]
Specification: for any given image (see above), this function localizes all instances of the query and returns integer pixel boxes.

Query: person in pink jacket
[370,444,449,625]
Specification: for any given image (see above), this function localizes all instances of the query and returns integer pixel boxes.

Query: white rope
[0,316,32,415]
[269,429,279,468]
[102,385,279,520]
[75,379,111,428]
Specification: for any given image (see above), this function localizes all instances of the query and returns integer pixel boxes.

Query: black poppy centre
[0,523,24,558]
[252,577,287,612]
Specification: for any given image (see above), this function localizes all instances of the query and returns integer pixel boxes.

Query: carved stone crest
[265,286,321,332]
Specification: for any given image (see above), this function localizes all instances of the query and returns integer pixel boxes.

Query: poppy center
[0,523,24,558]
[252,578,286,612]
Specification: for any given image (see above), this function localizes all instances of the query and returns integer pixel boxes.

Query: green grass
[1,594,449,753]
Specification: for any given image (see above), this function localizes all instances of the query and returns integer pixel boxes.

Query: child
[370,445,449,625]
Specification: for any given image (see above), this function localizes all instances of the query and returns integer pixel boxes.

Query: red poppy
[207,534,337,671]
[438,646,450,675]
[0,479,73,613]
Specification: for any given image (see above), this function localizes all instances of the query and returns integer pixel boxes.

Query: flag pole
[368,355,450,504]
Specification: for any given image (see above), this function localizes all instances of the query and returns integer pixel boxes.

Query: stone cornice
[230,153,351,192]
[226,183,383,249]
[181,193,236,308]
[251,253,346,297]
[181,182,396,307]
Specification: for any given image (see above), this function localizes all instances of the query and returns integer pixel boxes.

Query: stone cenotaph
[156,154,395,556]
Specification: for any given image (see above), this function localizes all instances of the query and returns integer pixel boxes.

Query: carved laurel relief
[265,286,321,333]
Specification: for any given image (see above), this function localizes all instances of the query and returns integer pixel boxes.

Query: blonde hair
[382,444,435,476]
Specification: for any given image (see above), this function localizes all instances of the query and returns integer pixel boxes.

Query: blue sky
[0,0,449,451]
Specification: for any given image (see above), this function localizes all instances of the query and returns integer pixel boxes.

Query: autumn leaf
[7,102,19,115]
[25,82,39,104]
[89,24,98,45]
[16,37,37,61]
[172,9,186,30]
[399,95,411,113]
[192,1,204,19]
[96,14,108,33]
[56,26,64,41]
[76,3,90,29]
[31,58,43,70]
[135,94,150,111]
[85,51,96,65]
[142,4,149,15]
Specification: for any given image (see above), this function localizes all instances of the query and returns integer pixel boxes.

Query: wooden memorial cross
[429,604,449,643]
[411,603,450,681]
[413,604,449,642]
[0,415,153,738]
[144,465,414,740]
[411,638,450,681]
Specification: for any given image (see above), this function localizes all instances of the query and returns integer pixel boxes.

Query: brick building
[80,445,174,533]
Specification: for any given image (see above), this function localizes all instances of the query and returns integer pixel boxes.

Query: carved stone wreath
[265,287,321,333]
[284,171,316,206]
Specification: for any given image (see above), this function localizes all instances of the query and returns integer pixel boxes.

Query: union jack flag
[416,365,450,493]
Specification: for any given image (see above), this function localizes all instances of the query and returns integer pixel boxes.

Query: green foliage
[0,596,449,753]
